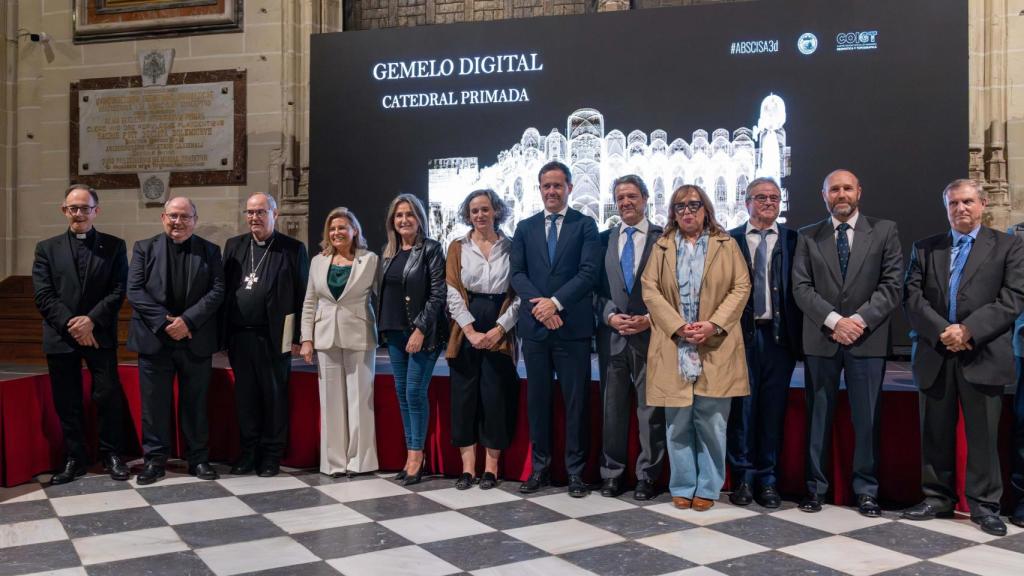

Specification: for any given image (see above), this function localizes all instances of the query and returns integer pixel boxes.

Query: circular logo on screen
[797,33,818,55]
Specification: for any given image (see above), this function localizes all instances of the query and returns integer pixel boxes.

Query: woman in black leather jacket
[377,193,447,485]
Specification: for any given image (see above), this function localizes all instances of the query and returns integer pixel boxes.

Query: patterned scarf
[676,231,708,382]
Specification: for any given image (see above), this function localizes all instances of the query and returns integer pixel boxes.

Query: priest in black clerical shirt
[127,196,225,485]
[222,193,309,477]
[33,184,130,484]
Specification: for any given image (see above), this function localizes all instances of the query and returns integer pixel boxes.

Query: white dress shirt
[617,218,650,277]
[446,232,521,333]
[824,210,865,330]
[745,221,779,321]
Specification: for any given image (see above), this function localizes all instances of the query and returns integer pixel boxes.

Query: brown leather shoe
[692,497,715,511]
[672,496,692,509]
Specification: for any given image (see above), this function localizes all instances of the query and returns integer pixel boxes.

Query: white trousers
[317,347,378,474]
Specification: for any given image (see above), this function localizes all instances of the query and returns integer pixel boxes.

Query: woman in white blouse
[445,189,521,490]
[300,207,379,477]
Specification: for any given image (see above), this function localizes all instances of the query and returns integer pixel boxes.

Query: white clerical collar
[75,233,88,240]
[253,232,274,246]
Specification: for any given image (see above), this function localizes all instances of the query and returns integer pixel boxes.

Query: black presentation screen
[309,0,967,348]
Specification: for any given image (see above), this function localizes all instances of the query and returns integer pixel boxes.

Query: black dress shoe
[972,514,1007,536]
[634,479,656,501]
[455,472,476,490]
[600,478,621,498]
[136,462,165,485]
[857,494,882,518]
[798,493,822,513]
[729,482,753,506]
[755,485,781,508]
[901,501,954,521]
[257,463,279,478]
[50,458,87,485]
[190,462,220,480]
[103,453,130,482]
[401,462,425,486]
[568,475,589,498]
[479,472,498,490]
[230,458,256,475]
[519,473,550,494]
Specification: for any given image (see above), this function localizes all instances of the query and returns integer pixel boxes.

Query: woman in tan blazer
[641,184,750,511]
[300,207,379,476]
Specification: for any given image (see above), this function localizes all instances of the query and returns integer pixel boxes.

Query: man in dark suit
[595,174,665,501]
[510,160,601,498]
[726,177,802,508]
[223,193,308,477]
[1010,220,1024,528]
[902,179,1024,536]
[127,196,225,485]
[792,169,903,517]
[32,184,130,484]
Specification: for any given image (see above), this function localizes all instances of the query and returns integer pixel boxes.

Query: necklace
[245,235,275,290]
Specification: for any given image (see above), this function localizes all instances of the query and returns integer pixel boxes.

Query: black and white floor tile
[2,463,1023,576]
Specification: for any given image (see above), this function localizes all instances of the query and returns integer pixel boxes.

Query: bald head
[821,169,862,222]
[245,193,279,241]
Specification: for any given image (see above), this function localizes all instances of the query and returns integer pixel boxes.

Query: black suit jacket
[375,238,448,352]
[510,208,601,342]
[1009,222,1024,358]
[729,223,803,356]
[903,226,1024,389]
[222,231,309,354]
[595,222,661,356]
[32,230,128,354]
[126,233,225,357]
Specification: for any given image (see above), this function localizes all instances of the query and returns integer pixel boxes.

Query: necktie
[836,223,851,279]
[948,235,974,322]
[621,226,636,294]
[547,213,560,263]
[752,229,771,317]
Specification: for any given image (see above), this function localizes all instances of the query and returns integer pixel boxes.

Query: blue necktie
[752,229,772,317]
[547,213,560,263]
[836,223,851,279]
[621,226,636,294]
[948,235,974,322]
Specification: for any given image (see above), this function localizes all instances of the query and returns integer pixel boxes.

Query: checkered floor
[2,464,1023,576]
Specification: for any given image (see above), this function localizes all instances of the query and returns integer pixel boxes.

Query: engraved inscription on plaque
[78,82,234,174]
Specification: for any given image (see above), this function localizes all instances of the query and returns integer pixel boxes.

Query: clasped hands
[164,315,192,341]
[940,323,973,352]
[675,320,716,345]
[67,315,98,348]
[464,325,505,350]
[831,317,865,346]
[609,313,650,336]
[530,297,563,330]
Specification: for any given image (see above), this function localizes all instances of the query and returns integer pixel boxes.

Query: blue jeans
[385,330,440,451]
[666,395,731,500]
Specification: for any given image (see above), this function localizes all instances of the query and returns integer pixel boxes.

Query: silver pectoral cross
[244,272,258,290]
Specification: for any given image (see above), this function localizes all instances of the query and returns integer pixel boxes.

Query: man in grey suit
[1011,220,1024,528]
[595,175,666,500]
[902,179,1024,536]
[792,169,903,517]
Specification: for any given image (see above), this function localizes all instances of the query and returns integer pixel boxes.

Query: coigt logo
[836,31,878,51]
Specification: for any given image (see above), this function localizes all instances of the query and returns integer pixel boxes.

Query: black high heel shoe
[394,469,407,481]
[402,462,425,486]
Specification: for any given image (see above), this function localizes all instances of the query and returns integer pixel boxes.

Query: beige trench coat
[641,230,751,408]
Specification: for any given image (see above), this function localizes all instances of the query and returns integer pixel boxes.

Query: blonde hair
[319,207,367,256]
[383,193,429,259]
[662,184,724,238]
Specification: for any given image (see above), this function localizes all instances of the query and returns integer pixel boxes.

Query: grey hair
[612,174,648,198]
[744,177,781,200]
[164,197,198,217]
[942,179,987,203]
[249,193,278,211]
[458,189,509,229]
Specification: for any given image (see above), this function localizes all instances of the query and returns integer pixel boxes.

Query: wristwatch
[712,324,723,336]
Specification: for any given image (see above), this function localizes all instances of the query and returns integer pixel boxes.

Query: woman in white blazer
[300,207,379,476]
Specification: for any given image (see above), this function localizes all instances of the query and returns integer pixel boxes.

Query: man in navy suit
[726,177,802,508]
[510,160,601,498]
[127,196,225,485]
[33,184,130,484]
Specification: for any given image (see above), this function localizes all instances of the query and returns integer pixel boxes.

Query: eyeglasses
[243,209,269,218]
[62,205,96,215]
[163,213,194,223]
[672,201,704,214]
[751,194,781,205]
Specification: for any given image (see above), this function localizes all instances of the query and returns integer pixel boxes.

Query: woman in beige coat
[641,184,750,511]
[300,207,379,477]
